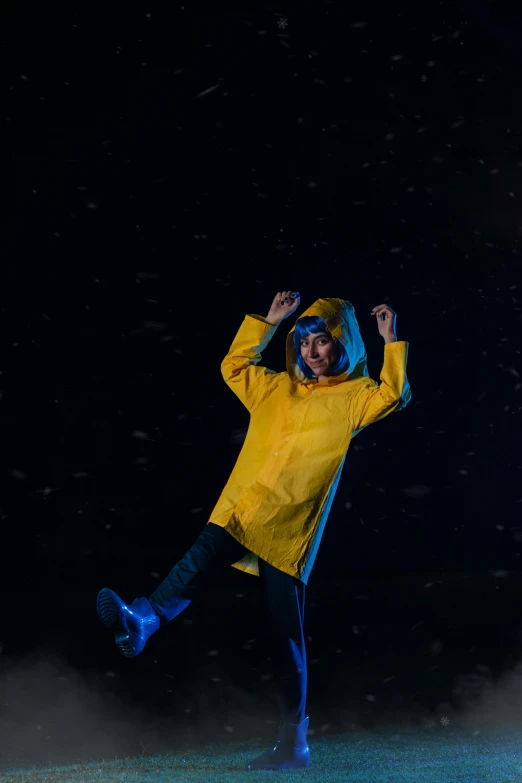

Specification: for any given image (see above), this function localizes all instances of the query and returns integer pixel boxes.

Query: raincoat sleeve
[351,340,411,432]
[221,314,280,413]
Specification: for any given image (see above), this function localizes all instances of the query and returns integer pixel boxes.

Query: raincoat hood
[286,298,370,384]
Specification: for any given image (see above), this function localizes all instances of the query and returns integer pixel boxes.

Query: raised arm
[351,341,411,432]
[221,291,300,412]
[351,303,412,432]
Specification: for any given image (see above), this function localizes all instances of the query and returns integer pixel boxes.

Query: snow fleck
[132,430,149,440]
[143,320,167,331]
[34,487,56,498]
[194,84,221,100]
[229,427,247,444]
[402,485,432,498]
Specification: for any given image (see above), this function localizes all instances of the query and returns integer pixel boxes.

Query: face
[299,331,338,377]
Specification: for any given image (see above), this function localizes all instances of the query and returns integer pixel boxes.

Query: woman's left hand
[371,304,397,341]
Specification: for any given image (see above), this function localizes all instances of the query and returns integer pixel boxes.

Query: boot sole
[96,588,136,658]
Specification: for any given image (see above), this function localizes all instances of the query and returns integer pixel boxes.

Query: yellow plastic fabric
[208,298,411,584]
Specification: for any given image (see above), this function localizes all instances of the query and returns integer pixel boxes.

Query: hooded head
[286,298,369,383]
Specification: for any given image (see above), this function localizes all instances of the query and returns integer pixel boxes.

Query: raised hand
[370,304,397,342]
[265,291,301,325]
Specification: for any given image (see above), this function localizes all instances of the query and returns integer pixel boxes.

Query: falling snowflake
[278,18,288,29]
[440,716,449,726]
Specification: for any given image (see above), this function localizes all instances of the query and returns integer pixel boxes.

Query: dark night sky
[9,0,522,581]
[0,2,522,672]
[4,1,522,763]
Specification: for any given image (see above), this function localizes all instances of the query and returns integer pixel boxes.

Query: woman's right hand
[265,291,300,325]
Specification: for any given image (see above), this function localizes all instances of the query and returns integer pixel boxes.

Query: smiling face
[299,331,339,380]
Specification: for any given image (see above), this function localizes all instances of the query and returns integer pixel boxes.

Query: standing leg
[259,559,307,723]
[245,559,310,771]
[97,522,249,657]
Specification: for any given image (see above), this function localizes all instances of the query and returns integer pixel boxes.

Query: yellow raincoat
[208,298,411,584]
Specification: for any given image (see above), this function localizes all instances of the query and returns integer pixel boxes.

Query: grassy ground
[2,724,522,783]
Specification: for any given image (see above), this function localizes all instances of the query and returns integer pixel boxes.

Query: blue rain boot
[245,715,311,771]
[96,587,161,658]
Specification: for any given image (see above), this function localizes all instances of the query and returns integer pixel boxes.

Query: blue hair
[292,316,350,379]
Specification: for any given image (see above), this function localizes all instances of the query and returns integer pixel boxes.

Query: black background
[5,0,522,771]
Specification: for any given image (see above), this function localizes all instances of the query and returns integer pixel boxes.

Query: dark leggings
[149,522,307,723]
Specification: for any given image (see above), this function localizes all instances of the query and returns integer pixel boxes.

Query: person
[97,291,411,771]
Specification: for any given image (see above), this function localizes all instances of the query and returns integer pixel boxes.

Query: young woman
[97,291,411,771]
